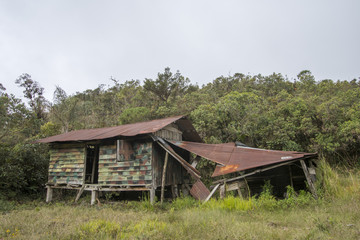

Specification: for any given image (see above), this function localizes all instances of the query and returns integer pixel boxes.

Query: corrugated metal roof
[168,141,317,177]
[37,115,202,143]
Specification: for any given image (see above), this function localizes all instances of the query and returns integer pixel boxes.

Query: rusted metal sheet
[169,141,317,177]
[190,179,210,201]
[37,115,202,143]
[98,141,152,185]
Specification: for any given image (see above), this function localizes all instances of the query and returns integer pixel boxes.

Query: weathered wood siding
[152,143,189,188]
[98,141,152,185]
[48,144,85,185]
[154,124,182,141]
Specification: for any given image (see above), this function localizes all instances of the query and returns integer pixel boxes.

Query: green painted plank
[50,154,85,160]
[49,168,84,173]
[49,159,85,165]
[98,166,151,172]
[98,170,152,177]
[49,164,84,169]
[99,154,116,160]
[97,180,152,185]
[49,172,83,177]
[50,150,83,155]
[98,175,152,181]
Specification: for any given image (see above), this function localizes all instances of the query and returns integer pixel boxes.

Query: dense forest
[1,68,360,199]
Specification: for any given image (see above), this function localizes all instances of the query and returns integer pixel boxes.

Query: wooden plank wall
[48,144,85,185]
[154,124,182,141]
[98,141,152,185]
[152,143,188,188]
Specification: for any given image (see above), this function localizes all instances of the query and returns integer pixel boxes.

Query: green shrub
[77,219,121,239]
[203,196,254,211]
[0,198,16,212]
[172,196,199,210]
[121,219,168,239]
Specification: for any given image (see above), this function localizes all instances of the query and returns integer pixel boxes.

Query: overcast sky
[1,0,359,101]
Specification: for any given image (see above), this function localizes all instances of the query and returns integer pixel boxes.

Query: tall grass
[316,158,360,199]
[1,162,360,239]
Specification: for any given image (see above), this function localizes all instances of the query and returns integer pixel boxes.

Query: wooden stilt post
[171,175,178,199]
[46,186,53,203]
[244,178,250,199]
[91,190,98,205]
[237,182,243,198]
[149,188,155,204]
[300,160,318,199]
[219,184,226,199]
[288,165,294,188]
[160,152,169,204]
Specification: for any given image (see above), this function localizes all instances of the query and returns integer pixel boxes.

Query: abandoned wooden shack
[37,116,203,204]
[38,115,318,204]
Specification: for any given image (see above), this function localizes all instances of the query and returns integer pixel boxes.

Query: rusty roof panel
[168,141,317,177]
[190,179,210,201]
[37,116,202,143]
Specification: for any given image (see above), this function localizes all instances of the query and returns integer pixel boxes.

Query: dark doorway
[85,145,99,184]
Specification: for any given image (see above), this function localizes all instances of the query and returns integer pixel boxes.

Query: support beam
[75,185,86,202]
[244,178,250,199]
[160,152,169,204]
[288,165,294,188]
[219,184,226,199]
[149,188,156,204]
[204,183,220,202]
[171,175,179,199]
[46,186,53,203]
[237,182,243,198]
[91,190,98,205]
[300,160,318,199]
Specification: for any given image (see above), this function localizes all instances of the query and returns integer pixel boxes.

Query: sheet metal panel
[190,179,210,201]
[37,115,201,143]
[168,141,317,177]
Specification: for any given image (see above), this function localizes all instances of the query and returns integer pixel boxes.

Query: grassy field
[1,162,360,240]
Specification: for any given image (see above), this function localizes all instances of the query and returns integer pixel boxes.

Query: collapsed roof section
[167,140,317,177]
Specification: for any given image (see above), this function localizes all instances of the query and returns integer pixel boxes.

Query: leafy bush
[172,196,199,210]
[0,198,16,212]
[77,219,121,239]
[203,196,254,211]
[0,143,49,199]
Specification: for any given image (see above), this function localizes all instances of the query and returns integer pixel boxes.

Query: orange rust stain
[218,164,240,174]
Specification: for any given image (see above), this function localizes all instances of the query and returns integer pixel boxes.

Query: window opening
[116,140,134,161]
